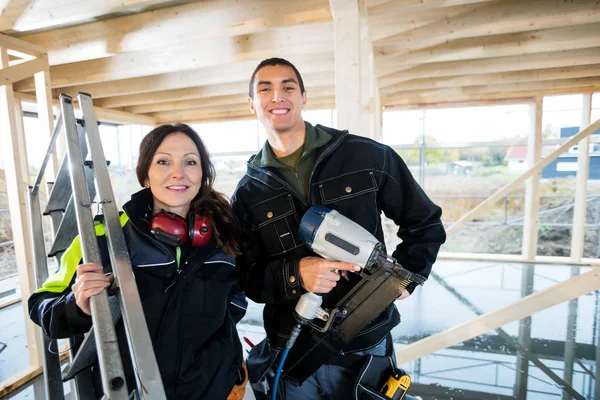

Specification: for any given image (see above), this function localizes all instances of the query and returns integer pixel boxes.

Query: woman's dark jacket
[28,189,246,399]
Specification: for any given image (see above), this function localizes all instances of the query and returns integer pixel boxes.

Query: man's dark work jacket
[28,189,246,399]
[232,124,446,382]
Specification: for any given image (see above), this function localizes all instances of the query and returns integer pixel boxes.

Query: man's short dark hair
[248,58,306,99]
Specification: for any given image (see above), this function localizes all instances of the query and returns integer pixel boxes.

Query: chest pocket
[249,193,302,256]
[318,170,378,204]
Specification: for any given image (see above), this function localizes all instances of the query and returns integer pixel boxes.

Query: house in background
[505,127,600,179]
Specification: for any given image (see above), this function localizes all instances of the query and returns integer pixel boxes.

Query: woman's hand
[71,263,113,316]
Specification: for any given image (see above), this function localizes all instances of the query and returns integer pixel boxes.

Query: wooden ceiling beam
[368,0,492,16]
[19,0,332,65]
[369,3,482,41]
[378,47,600,87]
[380,64,600,95]
[382,76,600,105]
[153,98,335,124]
[14,21,333,91]
[376,23,600,67]
[1,0,198,33]
[45,56,334,100]
[0,32,45,56]
[375,0,600,51]
[15,92,155,125]
[123,86,335,114]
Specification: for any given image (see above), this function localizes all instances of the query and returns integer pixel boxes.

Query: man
[232,58,446,399]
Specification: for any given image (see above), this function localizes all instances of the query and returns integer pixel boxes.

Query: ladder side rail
[31,114,63,197]
[60,94,129,400]
[28,187,65,399]
[78,92,166,399]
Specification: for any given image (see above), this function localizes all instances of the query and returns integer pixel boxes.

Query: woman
[28,124,247,399]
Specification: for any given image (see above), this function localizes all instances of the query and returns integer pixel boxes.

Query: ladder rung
[44,122,88,215]
[48,163,96,257]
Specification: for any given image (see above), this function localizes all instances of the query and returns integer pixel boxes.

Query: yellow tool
[380,370,411,400]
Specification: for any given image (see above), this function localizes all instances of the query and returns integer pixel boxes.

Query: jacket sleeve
[28,223,113,338]
[232,191,305,305]
[227,280,248,324]
[28,284,93,339]
[378,145,446,294]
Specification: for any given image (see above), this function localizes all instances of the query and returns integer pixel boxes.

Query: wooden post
[522,97,543,260]
[34,59,58,179]
[330,0,371,137]
[0,46,40,368]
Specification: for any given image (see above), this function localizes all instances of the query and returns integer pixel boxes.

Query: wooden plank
[34,61,58,178]
[0,46,40,368]
[380,63,600,95]
[377,48,600,86]
[382,77,600,105]
[0,293,20,309]
[522,97,542,260]
[0,54,46,84]
[15,92,156,125]
[375,0,600,51]
[14,22,334,90]
[125,86,335,114]
[395,267,600,363]
[0,0,190,32]
[368,0,491,15]
[154,99,335,124]
[0,0,32,32]
[445,118,600,236]
[0,33,44,56]
[329,0,370,135]
[571,94,593,261]
[438,251,600,266]
[0,352,70,397]
[375,23,600,67]
[368,3,481,41]
[20,0,332,65]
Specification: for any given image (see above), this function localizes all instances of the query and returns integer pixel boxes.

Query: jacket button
[289,276,296,283]
[267,211,274,219]
[292,289,297,294]
[345,186,352,193]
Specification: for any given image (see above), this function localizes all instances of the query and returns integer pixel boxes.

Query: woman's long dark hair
[136,123,243,256]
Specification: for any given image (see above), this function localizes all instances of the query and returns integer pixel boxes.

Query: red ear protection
[149,210,212,247]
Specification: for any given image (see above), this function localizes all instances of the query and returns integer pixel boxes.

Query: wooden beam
[522,97,542,260]
[34,58,58,179]
[329,0,370,135]
[0,54,46,84]
[124,86,336,114]
[154,98,335,124]
[571,94,593,261]
[0,0,192,33]
[377,47,600,86]
[152,96,335,123]
[0,45,40,368]
[445,118,600,237]
[395,266,600,363]
[0,0,32,34]
[368,3,481,41]
[15,92,156,125]
[0,33,44,56]
[368,0,491,16]
[380,64,600,95]
[20,0,332,65]
[438,251,600,267]
[376,23,600,67]
[96,73,335,108]
[0,366,41,398]
[375,0,600,52]
[14,22,334,90]
[383,77,600,104]
[49,55,335,99]
[381,87,597,107]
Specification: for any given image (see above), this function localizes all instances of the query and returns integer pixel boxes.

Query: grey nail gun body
[298,206,426,343]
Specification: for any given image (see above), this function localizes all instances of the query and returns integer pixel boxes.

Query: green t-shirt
[250,122,331,202]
